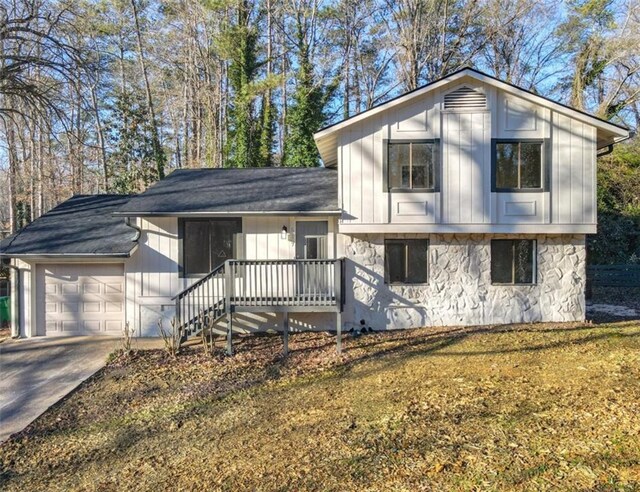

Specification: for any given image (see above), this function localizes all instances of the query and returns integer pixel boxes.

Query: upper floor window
[387,140,439,192]
[179,218,242,276]
[492,139,544,191]
[385,239,428,284]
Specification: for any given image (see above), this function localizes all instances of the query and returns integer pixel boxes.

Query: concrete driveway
[0,336,155,443]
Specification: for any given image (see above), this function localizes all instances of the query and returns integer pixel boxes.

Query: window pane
[389,143,410,188]
[210,219,242,270]
[406,240,428,283]
[496,143,518,189]
[385,242,406,283]
[514,240,534,284]
[411,143,433,189]
[520,143,542,188]
[491,240,514,283]
[306,237,319,259]
[184,221,210,275]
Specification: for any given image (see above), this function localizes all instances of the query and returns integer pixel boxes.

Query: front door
[295,221,328,295]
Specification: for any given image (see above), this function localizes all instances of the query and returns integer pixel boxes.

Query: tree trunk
[90,84,109,191]
[130,0,165,179]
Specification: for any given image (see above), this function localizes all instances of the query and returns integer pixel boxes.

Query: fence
[586,265,640,288]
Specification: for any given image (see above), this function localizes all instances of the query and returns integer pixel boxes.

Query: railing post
[225,260,233,356]
[334,259,342,309]
[175,295,181,330]
[282,311,289,357]
[335,259,343,355]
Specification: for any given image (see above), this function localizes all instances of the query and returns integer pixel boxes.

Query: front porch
[173,258,345,354]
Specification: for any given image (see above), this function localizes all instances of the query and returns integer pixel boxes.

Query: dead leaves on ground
[1,321,640,491]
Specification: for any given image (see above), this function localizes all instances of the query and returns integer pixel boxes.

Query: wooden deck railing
[228,259,341,309]
[173,258,344,337]
[173,262,227,337]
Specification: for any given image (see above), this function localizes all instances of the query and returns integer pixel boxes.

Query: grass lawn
[1,321,639,491]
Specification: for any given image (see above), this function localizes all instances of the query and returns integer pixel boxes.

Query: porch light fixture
[281,226,288,239]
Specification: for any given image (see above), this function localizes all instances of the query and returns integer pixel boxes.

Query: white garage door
[38,264,125,336]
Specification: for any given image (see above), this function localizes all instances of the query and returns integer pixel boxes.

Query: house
[0,68,631,351]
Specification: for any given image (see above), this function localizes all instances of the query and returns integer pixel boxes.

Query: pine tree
[107,91,159,194]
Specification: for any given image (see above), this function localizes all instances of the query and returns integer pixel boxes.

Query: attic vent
[444,87,487,110]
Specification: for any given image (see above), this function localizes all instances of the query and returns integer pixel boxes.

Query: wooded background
[0,0,638,262]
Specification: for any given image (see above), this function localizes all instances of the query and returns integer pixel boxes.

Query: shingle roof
[0,195,138,257]
[115,167,339,215]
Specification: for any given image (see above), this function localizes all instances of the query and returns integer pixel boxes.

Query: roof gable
[314,67,630,166]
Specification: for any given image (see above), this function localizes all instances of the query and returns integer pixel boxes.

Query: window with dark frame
[384,239,428,284]
[491,239,536,285]
[493,140,543,191]
[388,141,439,191]
[180,218,242,276]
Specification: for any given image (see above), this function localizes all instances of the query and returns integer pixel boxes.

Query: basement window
[491,239,536,285]
[492,139,544,191]
[387,140,439,191]
[385,239,428,284]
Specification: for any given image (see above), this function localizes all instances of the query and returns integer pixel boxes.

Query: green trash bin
[0,297,10,327]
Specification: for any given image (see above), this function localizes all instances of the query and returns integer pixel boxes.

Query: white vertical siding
[126,215,338,336]
[552,113,596,225]
[337,76,598,230]
[138,217,179,297]
[442,110,489,223]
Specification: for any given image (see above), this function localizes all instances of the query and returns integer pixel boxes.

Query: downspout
[597,144,614,157]
[2,258,21,339]
[597,131,636,157]
[125,217,142,241]
[124,217,142,337]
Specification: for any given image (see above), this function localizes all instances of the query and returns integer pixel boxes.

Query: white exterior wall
[10,258,36,338]
[126,215,339,336]
[342,233,586,330]
[338,76,597,233]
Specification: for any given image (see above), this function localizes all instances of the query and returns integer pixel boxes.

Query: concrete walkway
[0,336,160,443]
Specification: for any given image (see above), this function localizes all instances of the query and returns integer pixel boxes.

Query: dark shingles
[0,195,137,256]
[115,167,339,215]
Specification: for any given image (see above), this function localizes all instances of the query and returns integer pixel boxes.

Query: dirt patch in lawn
[1,322,640,491]
[0,328,10,343]
[588,286,640,323]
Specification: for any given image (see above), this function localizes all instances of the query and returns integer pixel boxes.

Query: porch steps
[172,259,344,352]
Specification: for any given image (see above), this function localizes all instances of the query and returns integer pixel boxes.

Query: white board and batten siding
[442,110,491,224]
[124,217,179,336]
[126,215,339,336]
[337,75,598,233]
[552,114,597,225]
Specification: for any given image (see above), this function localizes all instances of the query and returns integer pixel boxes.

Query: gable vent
[444,87,487,110]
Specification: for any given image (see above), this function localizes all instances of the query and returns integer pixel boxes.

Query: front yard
[1,320,639,491]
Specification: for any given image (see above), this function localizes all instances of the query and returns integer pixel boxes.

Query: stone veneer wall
[343,234,586,330]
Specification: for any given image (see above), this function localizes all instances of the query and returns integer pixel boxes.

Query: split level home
[0,68,632,352]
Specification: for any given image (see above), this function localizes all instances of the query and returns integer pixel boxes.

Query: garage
[37,264,125,336]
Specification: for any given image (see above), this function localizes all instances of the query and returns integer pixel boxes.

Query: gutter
[597,131,636,157]
[0,250,137,260]
[112,210,344,217]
